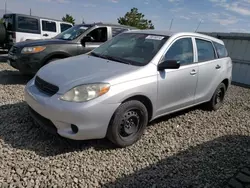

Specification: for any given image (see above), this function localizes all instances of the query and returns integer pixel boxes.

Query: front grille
[35,76,59,96]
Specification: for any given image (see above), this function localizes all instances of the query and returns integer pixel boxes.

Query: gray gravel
[0,63,250,188]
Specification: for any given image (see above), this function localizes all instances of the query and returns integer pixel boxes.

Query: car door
[40,19,58,39]
[194,38,222,103]
[77,26,111,55]
[156,37,199,116]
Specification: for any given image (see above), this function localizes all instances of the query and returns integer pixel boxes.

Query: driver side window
[164,37,194,65]
[87,27,108,43]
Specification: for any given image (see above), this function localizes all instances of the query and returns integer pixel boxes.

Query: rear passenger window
[164,38,194,65]
[196,39,216,62]
[17,16,39,32]
[112,28,128,37]
[213,42,228,58]
[42,20,56,32]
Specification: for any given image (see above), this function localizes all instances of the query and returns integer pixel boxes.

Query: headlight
[21,46,46,54]
[60,83,110,102]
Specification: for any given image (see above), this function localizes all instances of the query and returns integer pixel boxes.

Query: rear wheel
[0,23,7,44]
[107,100,148,148]
[207,82,226,111]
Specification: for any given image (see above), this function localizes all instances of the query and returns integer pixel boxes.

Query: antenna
[169,18,173,31]
[195,19,202,32]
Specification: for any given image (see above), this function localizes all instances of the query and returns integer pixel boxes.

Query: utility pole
[5,1,7,14]
[169,18,173,31]
[30,8,32,16]
[195,20,202,32]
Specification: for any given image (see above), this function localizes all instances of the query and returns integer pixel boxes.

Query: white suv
[0,13,73,50]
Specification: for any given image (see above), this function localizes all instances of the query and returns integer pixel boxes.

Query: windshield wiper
[103,55,131,65]
[90,52,131,65]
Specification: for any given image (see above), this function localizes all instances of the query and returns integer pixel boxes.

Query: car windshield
[90,32,169,66]
[54,25,90,40]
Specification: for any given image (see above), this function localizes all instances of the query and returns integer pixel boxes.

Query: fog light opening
[71,124,78,134]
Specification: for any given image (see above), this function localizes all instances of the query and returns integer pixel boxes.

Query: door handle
[43,33,49,37]
[190,69,197,75]
[215,65,221,69]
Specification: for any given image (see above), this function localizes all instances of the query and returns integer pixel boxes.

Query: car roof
[77,23,137,29]
[126,29,224,45]
[4,13,73,25]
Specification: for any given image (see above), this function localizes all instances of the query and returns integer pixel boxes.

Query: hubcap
[119,110,141,138]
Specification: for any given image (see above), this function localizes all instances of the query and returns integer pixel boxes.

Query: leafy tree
[0,18,3,24]
[118,8,154,29]
[62,14,75,25]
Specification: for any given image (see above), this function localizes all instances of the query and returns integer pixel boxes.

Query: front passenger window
[87,27,108,43]
[164,38,194,65]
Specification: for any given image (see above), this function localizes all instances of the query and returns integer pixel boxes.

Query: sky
[1,0,250,33]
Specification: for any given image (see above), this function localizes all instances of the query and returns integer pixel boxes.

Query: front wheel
[107,100,148,148]
[207,82,226,111]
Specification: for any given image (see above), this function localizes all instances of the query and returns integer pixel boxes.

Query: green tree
[62,14,75,25]
[0,18,3,24]
[118,8,154,29]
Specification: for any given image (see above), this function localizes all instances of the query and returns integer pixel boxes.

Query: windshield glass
[54,25,90,40]
[90,32,169,66]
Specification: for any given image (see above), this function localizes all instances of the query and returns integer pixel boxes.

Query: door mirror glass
[157,60,180,71]
[81,36,93,45]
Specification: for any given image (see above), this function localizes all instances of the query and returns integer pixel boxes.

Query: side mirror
[80,36,92,46]
[157,60,180,71]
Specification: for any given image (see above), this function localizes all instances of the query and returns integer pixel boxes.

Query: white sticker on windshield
[146,35,164,40]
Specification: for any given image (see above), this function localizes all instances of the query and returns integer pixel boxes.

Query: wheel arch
[120,95,154,122]
[42,52,71,65]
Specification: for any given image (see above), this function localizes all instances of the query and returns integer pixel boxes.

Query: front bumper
[24,79,120,140]
[8,52,43,74]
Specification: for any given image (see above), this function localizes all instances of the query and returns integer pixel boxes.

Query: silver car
[25,30,232,147]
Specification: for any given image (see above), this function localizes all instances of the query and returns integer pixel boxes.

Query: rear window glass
[213,42,228,58]
[17,16,39,31]
[112,27,129,37]
[60,23,72,32]
[196,39,216,62]
[42,20,56,32]
[3,14,14,30]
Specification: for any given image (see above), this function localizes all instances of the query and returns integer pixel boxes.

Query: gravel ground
[0,63,250,188]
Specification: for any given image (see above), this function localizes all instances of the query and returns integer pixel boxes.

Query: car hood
[36,54,140,94]
[14,39,73,47]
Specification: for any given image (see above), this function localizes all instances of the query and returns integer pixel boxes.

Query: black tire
[225,167,250,188]
[107,100,148,148]
[0,23,7,44]
[207,82,226,111]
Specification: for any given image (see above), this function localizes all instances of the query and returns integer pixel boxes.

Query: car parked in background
[0,13,73,50]
[7,23,136,75]
[25,30,232,147]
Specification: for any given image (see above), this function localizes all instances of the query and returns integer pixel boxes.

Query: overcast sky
[1,0,250,33]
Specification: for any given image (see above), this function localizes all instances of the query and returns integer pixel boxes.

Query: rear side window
[213,42,228,58]
[196,39,216,62]
[60,23,72,32]
[42,20,56,32]
[112,27,129,37]
[3,14,14,30]
[17,16,39,32]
